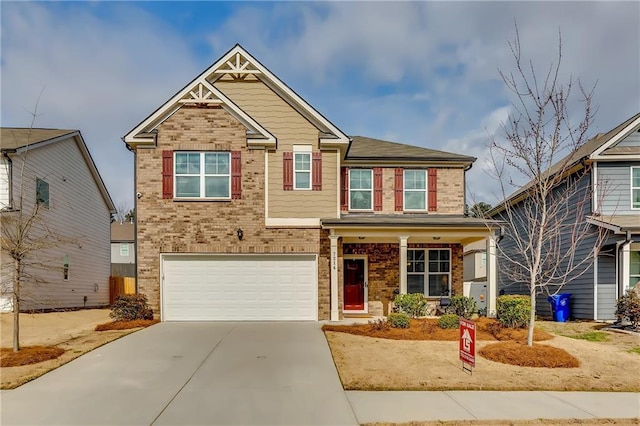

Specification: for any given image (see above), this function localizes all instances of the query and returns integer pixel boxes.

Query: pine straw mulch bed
[323,318,583,368]
[1,346,66,367]
[322,317,552,342]
[95,319,159,331]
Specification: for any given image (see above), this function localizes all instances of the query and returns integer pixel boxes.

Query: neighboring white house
[463,239,489,312]
[0,128,116,311]
[111,221,135,278]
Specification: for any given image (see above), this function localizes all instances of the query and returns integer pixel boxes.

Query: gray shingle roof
[322,214,500,228]
[1,128,77,150]
[346,136,476,163]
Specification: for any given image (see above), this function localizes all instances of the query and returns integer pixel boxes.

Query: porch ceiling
[322,214,500,245]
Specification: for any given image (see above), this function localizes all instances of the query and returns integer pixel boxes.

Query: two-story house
[110,221,135,277]
[491,113,640,321]
[1,128,115,311]
[123,45,500,321]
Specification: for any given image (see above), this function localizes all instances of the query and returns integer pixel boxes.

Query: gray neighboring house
[489,113,640,321]
[110,221,135,277]
[0,128,116,311]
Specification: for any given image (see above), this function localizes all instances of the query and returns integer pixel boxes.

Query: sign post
[459,317,476,373]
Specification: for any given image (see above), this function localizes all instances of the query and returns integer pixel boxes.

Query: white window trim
[407,248,452,297]
[293,145,312,191]
[631,167,640,210]
[174,152,231,199]
[348,169,373,211]
[403,169,427,212]
[120,243,129,257]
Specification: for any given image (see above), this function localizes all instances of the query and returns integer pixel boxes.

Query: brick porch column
[399,235,409,294]
[330,235,340,321]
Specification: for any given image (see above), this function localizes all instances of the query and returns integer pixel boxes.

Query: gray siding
[596,252,617,320]
[597,162,640,215]
[496,172,597,319]
[111,242,135,264]
[615,129,640,147]
[0,137,112,310]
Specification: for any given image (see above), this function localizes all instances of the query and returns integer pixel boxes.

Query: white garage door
[162,254,317,321]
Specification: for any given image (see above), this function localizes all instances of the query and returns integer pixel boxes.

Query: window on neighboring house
[404,170,427,211]
[174,152,230,199]
[36,178,49,208]
[630,251,640,290]
[407,249,451,297]
[120,243,129,257]
[481,252,487,266]
[294,150,311,190]
[63,255,69,281]
[349,169,373,210]
[632,167,640,209]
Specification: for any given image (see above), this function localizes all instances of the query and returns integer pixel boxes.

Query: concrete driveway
[0,322,358,426]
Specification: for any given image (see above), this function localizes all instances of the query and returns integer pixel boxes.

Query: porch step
[343,313,374,319]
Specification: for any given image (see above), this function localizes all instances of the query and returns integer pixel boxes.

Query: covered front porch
[322,215,500,321]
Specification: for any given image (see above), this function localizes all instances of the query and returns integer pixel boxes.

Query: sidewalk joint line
[443,391,479,420]
[544,391,597,418]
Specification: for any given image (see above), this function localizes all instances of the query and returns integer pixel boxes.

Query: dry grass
[364,419,640,426]
[479,341,580,368]
[1,346,65,367]
[323,318,553,342]
[95,319,159,331]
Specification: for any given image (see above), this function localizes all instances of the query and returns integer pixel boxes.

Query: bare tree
[1,100,69,352]
[111,202,132,223]
[487,26,608,346]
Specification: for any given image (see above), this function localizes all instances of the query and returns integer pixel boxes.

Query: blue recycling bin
[548,293,571,322]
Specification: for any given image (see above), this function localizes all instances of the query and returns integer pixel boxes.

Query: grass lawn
[324,319,640,392]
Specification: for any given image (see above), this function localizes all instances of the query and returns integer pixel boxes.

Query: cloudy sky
[2,1,639,210]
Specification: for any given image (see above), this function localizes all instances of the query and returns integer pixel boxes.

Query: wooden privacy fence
[109,276,136,304]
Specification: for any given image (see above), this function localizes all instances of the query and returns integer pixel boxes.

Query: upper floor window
[294,146,312,190]
[120,243,129,257]
[174,152,230,199]
[36,178,49,208]
[404,170,427,211]
[407,249,451,297]
[632,167,640,209]
[349,169,373,210]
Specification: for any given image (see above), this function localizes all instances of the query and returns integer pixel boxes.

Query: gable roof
[590,112,640,159]
[346,136,475,165]
[123,44,349,149]
[1,128,76,150]
[111,222,135,242]
[1,127,116,213]
[487,112,640,217]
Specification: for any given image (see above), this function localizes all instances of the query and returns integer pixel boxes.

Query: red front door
[344,258,366,310]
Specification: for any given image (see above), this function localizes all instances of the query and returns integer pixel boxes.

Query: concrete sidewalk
[347,390,640,424]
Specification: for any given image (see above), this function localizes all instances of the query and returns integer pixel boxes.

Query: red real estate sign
[459,317,476,367]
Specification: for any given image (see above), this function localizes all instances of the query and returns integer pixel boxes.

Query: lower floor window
[407,249,451,296]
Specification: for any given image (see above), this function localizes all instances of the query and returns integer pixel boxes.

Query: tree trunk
[527,285,536,346]
[13,258,20,352]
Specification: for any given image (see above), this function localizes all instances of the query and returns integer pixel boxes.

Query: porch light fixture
[432,236,441,241]
[237,228,244,241]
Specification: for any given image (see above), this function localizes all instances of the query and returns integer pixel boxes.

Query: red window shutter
[394,168,403,211]
[162,150,173,199]
[341,167,349,211]
[312,152,322,191]
[231,151,242,199]
[283,152,293,191]
[428,168,438,212]
[373,167,383,211]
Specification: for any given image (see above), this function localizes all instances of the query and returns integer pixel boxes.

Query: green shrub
[368,317,390,331]
[387,312,410,328]
[110,294,153,322]
[496,295,530,328]
[449,295,477,319]
[393,293,428,318]
[616,290,640,328]
[438,314,459,329]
